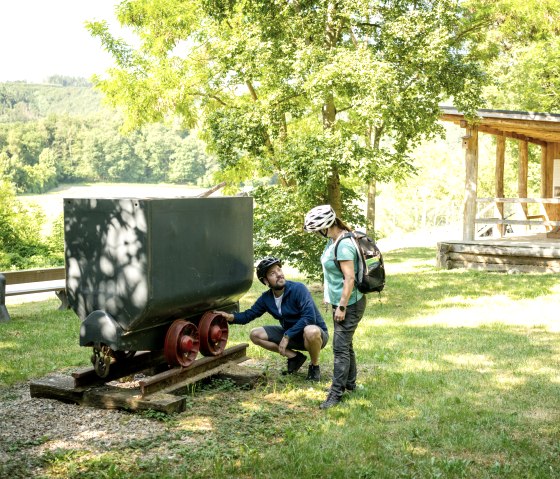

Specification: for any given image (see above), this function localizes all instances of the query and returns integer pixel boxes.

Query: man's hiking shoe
[282,351,306,375]
[306,364,321,382]
[320,392,341,410]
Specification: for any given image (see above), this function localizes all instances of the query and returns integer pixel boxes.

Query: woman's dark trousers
[331,295,367,397]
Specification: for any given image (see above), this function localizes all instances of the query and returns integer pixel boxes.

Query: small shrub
[0,180,62,269]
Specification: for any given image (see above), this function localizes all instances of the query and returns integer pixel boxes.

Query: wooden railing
[475,198,560,238]
[0,267,67,322]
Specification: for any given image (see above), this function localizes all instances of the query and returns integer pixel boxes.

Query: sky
[0,1,125,83]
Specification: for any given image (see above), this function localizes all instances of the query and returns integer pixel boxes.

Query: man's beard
[271,281,285,291]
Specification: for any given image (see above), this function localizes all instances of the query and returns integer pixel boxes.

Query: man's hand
[213,311,234,323]
[278,335,289,356]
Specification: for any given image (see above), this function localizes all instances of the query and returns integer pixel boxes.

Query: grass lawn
[1,247,559,478]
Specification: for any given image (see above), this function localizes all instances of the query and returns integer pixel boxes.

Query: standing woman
[304,204,367,409]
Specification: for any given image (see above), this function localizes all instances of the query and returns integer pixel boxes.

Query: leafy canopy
[467,0,560,112]
[89,0,485,276]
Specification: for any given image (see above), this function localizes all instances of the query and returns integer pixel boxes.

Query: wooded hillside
[0,78,106,122]
[0,79,215,194]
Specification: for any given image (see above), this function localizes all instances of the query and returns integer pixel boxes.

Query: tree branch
[452,19,494,44]
[337,104,354,113]
[246,81,258,101]
[271,92,303,107]
[189,91,229,107]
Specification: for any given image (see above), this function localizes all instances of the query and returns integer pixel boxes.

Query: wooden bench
[476,198,560,238]
[0,267,69,322]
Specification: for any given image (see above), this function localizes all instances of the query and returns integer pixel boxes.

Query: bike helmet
[303,204,336,232]
[256,256,282,284]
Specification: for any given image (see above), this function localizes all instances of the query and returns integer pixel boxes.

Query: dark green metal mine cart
[64,196,253,377]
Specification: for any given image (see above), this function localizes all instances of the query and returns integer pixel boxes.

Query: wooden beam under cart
[30,344,256,414]
[139,343,249,396]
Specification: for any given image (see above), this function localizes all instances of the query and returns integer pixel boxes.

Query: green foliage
[45,214,65,262]
[0,82,216,193]
[486,36,560,111]
[139,409,176,423]
[0,81,106,121]
[469,0,560,112]
[89,0,486,261]
[168,140,210,183]
[0,116,215,194]
[252,183,364,279]
[45,75,92,87]
[0,180,59,269]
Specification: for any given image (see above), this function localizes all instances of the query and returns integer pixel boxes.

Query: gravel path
[0,380,178,477]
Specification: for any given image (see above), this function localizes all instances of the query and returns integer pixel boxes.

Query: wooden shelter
[436,106,560,272]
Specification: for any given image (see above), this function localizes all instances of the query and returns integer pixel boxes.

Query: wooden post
[518,140,528,216]
[0,274,10,322]
[463,125,478,240]
[541,143,548,198]
[547,143,560,227]
[495,135,505,236]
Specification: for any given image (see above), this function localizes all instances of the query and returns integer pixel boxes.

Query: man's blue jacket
[231,281,328,339]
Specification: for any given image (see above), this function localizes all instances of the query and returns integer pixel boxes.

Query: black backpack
[334,231,385,294]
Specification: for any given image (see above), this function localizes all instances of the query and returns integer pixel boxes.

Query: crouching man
[215,257,328,381]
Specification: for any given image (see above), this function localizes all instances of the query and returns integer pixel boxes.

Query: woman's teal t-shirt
[321,237,363,306]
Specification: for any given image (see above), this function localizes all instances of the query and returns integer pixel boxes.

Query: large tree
[467,0,560,112]
[89,0,485,275]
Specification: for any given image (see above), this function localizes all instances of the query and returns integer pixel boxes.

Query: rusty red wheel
[164,320,200,367]
[198,312,229,356]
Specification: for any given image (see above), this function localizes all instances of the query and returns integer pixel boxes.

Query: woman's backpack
[334,231,385,294]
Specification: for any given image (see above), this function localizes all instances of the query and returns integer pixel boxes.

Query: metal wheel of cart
[198,312,229,356]
[164,320,200,367]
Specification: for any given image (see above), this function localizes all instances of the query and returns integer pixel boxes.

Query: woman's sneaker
[282,351,307,375]
[306,364,321,381]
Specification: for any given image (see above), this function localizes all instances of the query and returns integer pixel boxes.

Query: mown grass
[1,247,559,478]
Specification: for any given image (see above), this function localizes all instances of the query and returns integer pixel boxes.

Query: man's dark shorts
[263,325,329,351]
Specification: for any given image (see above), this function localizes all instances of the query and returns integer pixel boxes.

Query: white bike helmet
[303,204,336,232]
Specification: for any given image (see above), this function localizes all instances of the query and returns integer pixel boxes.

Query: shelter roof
[439,106,560,145]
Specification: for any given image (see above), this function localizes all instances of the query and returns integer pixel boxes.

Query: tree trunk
[323,2,342,215]
[366,181,376,237]
[323,90,342,214]
[366,125,383,237]
[327,166,342,215]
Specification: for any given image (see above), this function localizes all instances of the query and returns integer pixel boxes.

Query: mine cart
[64,196,253,377]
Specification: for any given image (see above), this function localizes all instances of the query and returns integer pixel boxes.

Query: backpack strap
[333,232,354,272]
[333,231,364,302]
[333,232,365,280]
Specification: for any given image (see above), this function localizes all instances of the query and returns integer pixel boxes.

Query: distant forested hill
[0,76,216,193]
[0,77,109,122]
